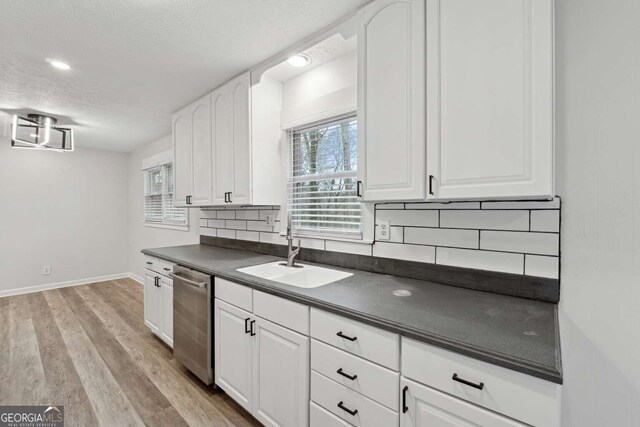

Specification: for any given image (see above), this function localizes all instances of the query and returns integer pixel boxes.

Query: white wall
[127,134,200,280]
[0,135,129,296]
[556,0,640,425]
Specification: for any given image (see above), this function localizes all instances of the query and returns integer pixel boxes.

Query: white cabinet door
[212,86,234,205]
[401,377,525,427]
[214,299,253,412]
[229,72,252,205]
[252,316,309,427]
[425,0,554,200]
[190,94,213,206]
[357,0,426,201]
[160,277,173,348]
[144,272,161,335]
[172,107,192,207]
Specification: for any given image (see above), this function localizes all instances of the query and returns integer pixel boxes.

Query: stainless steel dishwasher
[170,265,213,385]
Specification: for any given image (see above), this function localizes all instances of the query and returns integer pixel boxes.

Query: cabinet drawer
[311,371,398,427]
[402,338,560,427]
[312,339,399,410]
[311,309,399,370]
[215,278,252,312]
[253,290,309,335]
[144,256,175,277]
[310,401,351,427]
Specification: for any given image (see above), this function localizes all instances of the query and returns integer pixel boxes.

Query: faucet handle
[295,239,301,252]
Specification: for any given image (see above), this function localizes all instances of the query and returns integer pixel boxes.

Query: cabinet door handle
[224,192,229,203]
[452,373,484,390]
[428,175,435,195]
[244,317,251,334]
[402,385,409,413]
[250,319,256,336]
[336,331,357,341]
[337,368,357,381]
[227,192,232,203]
[154,276,160,287]
[337,401,358,416]
[356,180,363,197]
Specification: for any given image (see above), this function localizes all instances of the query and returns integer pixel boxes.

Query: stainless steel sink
[236,261,352,288]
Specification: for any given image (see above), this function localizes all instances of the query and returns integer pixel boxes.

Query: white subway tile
[247,221,273,232]
[389,226,403,243]
[300,238,325,250]
[525,255,559,279]
[236,230,260,242]
[530,210,560,232]
[200,228,217,237]
[325,240,372,256]
[405,227,479,249]
[216,210,236,220]
[480,231,559,256]
[376,210,438,227]
[217,229,236,239]
[440,210,529,231]
[405,201,481,210]
[235,210,260,220]
[481,197,560,210]
[436,247,524,274]
[260,232,287,245]
[207,219,225,228]
[260,209,280,220]
[200,210,217,219]
[199,219,209,227]
[225,220,247,230]
[376,203,405,210]
[373,242,435,263]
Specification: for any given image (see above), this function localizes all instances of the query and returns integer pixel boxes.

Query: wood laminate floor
[0,279,260,427]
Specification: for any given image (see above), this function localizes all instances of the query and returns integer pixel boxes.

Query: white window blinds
[144,162,187,226]
[288,116,361,239]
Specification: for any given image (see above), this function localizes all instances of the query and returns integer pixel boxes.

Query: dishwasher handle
[170,272,207,288]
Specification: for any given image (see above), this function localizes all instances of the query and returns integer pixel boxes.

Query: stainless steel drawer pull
[336,331,357,341]
[337,401,358,416]
[452,373,484,390]
[170,273,206,288]
[146,261,153,265]
[337,368,357,381]
[163,267,171,271]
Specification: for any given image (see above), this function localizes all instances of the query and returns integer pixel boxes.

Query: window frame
[142,151,189,231]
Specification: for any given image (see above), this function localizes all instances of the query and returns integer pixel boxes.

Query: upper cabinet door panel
[172,108,191,207]
[358,0,426,201]
[212,87,233,205]
[426,0,554,200]
[230,72,252,205]
[190,94,213,206]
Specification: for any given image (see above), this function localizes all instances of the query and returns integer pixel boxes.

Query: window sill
[144,222,189,232]
[279,232,373,245]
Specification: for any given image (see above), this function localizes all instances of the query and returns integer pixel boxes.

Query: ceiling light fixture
[287,53,311,67]
[48,60,71,70]
[11,114,74,152]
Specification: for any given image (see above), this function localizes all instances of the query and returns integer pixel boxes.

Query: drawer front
[215,278,252,312]
[311,308,399,370]
[312,339,399,410]
[310,401,351,427]
[144,256,175,277]
[402,338,561,427]
[311,371,398,427]
[253,290,309,335]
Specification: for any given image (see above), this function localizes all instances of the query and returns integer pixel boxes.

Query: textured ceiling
[0,0,368,151]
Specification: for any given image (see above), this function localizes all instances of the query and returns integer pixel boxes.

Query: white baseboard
[0,272,141,298]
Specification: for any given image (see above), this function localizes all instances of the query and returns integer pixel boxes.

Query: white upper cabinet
[357,0,426,202]
[172,107,191,207]
[425,0,554,200]
[173,71,281,207]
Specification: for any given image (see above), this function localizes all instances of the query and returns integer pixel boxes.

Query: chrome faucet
[285,212,301,267]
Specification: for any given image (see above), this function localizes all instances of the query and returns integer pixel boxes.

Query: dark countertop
[142,244,562,384]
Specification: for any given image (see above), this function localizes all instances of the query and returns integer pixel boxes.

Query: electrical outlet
[42,265,51,275]
[265,214,275,226]
[376,219,391,241]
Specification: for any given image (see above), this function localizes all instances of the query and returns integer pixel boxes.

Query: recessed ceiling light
[287,54,311,67]
[48,60,71,70]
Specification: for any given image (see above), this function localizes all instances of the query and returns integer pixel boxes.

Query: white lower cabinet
[143,256,175,348]
[400,377,524,427]
[214,279,310,427]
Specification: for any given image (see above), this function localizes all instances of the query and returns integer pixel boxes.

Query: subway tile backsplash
[200,197,561,279]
